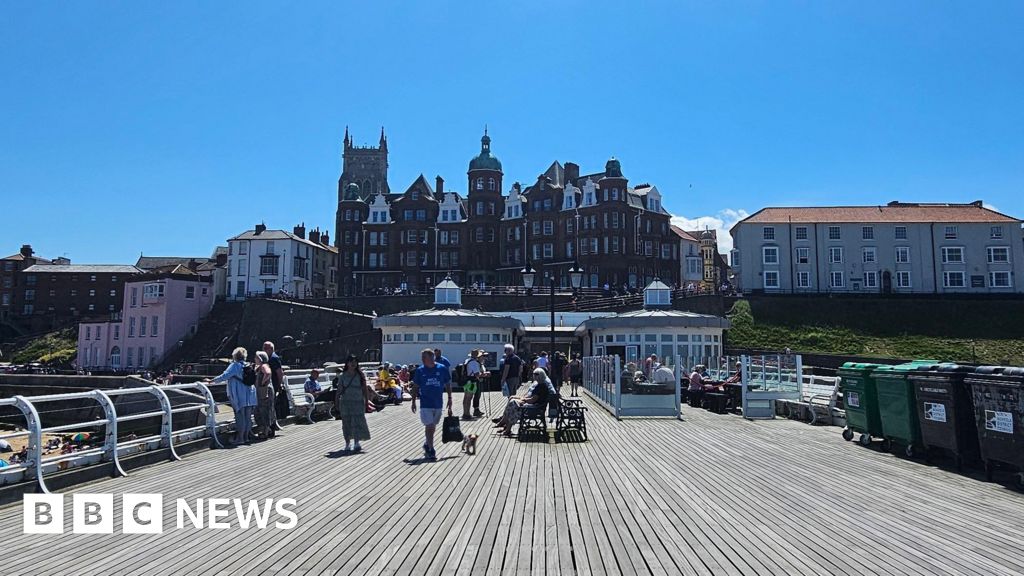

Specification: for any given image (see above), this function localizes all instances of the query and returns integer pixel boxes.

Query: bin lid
[875,363,939,375]
[838,362,885,372]
[936,363,973,374]
[974,366,1005,375]
[909,359,942,366]
[1001,367,1024,377]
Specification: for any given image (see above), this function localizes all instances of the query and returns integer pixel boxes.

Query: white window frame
[830,271,845,288]
[941,246,964,264]
[989,271,1012,288]
[862,247,876,263]
[762,227,775,241]
[828,226,841,240]
[762,246,779,265]
[987,246,1009,264]
[763,271,780,289]
[895,247,910,264]
[944,225,958,240]
[896,271,912,288]
[863,271,878,288]
[828,247,843,264]
[895,226,908,240]
[990,226,1003,239]
[795,226,808,241]
[943,271,966,288]
[796,247,809,264]
[796,271,811,288]
[862,226,874,240]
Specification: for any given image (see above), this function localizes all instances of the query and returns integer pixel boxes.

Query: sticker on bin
[924,402,947,423]
[847,391,860,408]
[984,410,1014,434]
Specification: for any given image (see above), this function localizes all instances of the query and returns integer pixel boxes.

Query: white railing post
[674,355,682,420]
[148,385,181,461]
[192,381,224,449]
[613,355,622,420]
[91,390,127,479]
[12,395,47,494]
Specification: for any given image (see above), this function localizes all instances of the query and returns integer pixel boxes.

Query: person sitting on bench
[304,368,334,419]
[493,368,553,437]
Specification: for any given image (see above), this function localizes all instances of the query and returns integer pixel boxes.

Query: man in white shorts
[411,348,452,461]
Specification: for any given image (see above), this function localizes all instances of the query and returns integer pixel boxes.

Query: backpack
[453,362,468,386]
[242,364,257,386]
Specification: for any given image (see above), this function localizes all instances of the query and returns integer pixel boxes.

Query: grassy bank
[727,300,1024,365]
[8,328,78,366]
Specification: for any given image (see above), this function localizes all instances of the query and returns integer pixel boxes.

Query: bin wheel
[880,439,892,452]
[904,444,915,459]
[842,428,854,441]
[1015,474,1024,491]
[858,434,871,447]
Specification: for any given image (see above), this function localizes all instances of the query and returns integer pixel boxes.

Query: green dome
[604,157,623,178]
[343,182,361,201]
[468,132,502,172]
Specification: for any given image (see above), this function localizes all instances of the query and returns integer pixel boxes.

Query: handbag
[441,411,464,443]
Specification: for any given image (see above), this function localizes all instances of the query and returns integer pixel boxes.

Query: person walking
[264,341,286,432]
[253,351,276,439]
[568,354,583,396]
[411,348,452,461]
[433,348,452,372]
[208,347,256,446]
[461,350,489,420]
[498,344,523,399]
[550,352,566,390]
[331,355,371,452]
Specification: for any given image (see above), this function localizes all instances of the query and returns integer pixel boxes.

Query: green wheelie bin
[839,362,887,446]
[873,362,940,458]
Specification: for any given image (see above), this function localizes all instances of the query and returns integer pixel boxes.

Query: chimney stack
[19,244,33,258]
[255,223,267,235]
[436,176,444,196]
[321,230,330,245]
[564,162,580,186]
[293,222,306,238]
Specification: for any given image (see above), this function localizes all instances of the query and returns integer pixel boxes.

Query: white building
[730,201,1024,294]
[672,226,704,288]
[373,278,524,368]
[226,224,338,300]
[575,280,730,367]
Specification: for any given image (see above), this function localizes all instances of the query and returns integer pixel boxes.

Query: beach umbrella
[0,459,8,468]
[71,432,91,442]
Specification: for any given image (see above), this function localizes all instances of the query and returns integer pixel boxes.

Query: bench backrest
[800,375,840,400]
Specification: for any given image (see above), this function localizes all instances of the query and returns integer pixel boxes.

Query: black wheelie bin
[964,366,1024,489]
[908,363,979,469]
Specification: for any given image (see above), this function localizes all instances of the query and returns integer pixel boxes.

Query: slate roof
[22,264,143,274]
[740,202,1019,224]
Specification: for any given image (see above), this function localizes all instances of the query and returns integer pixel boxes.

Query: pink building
[77,267,215,371]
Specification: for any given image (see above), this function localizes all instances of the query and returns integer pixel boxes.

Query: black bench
[517,394,589,443]
[555,398,587,443]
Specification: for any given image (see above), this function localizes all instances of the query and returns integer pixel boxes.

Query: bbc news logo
[23,494,298,534]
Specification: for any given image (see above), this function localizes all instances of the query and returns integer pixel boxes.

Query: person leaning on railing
[207,347,257,446]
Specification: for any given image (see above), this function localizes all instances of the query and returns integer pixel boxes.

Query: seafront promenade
[1,393,1022,576]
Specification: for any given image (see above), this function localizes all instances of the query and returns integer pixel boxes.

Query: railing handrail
[0,379,226,493]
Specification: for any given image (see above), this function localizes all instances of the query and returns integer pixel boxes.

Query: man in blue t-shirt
[412,348,452,461]
[433,348,451,371]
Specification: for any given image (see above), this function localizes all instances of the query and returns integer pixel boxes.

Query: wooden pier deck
[0,393,1022,575]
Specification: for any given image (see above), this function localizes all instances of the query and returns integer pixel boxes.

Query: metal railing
[0,379,226,494]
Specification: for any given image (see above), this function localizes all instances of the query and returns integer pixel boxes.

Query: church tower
[336,126,389,253]
[337,126,390,202]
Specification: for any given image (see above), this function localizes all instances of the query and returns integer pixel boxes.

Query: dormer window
[643,280,672,308]
[434,277,462,307]
[411,190,419,200]
[488,177,495,190]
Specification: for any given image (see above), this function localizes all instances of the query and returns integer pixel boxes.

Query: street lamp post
[523,263,584,358]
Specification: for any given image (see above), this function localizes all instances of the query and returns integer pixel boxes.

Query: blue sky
[2,1,1022,261]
